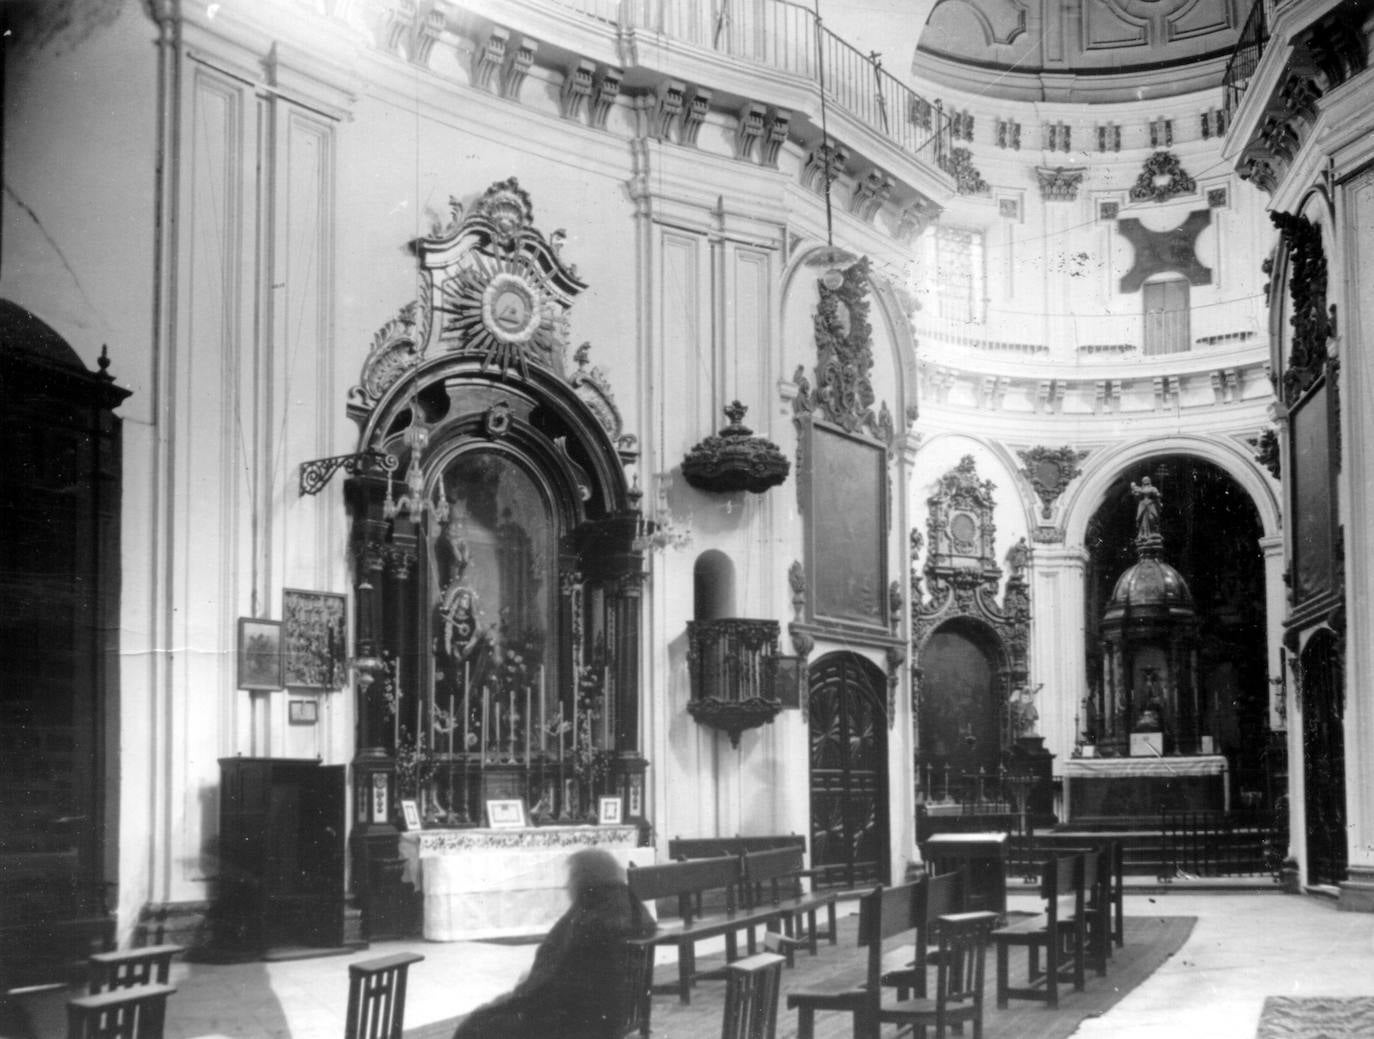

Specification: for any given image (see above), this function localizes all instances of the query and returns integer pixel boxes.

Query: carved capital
[851,170,894,222]
[1035,166,1084,202]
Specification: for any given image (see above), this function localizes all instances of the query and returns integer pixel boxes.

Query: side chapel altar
[399,825,653,940]
[1068,475,1231,822]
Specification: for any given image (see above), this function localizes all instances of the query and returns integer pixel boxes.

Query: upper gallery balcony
[1222,0,1372,199]
[438,0,956,209]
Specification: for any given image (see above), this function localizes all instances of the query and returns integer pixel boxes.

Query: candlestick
[463,663,471,758]
[524,686,531,767]
[539,666,546,754]
[603,666,611,749]
[558,703,565,763]
[482,685,489,769]
[448,694,455,756]
[509,687,516,759]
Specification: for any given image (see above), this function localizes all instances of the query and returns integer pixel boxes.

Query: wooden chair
[882,869,964,1000]
[722,950,787,1039]
[877,911,999,1039]
[991,854,1085,1009]
[786,880,923,1039]
[67,983,176,1039]
[87,945,184,994]
[343,952,425,1039]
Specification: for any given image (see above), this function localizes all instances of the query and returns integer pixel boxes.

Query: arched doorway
[807,652,889,889]
[1300,629,1346,887]
[917,620,1006,801]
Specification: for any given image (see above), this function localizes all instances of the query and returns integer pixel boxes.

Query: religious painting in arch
[340,178,648,832]
[917,620,1006,802]
[807,652,890,889]
[911,455,1031,816]
[1083,456,1278,810]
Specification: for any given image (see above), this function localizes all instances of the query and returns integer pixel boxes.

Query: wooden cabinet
[216,758,346,957]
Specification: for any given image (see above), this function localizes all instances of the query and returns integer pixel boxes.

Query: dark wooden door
[1300,631,1346,887]
[807,653,888,889]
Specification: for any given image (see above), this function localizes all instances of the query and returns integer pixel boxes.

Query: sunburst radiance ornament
[437,253,560,377]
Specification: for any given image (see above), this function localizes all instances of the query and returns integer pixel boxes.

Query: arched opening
[917,618,1006,802]
[1299,629,1346,887]
[807,652,890,889]
[693,550,737,620]
[1085,455,1277,808]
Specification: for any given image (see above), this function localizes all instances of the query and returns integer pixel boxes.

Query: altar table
[1063,754,1229,821]
[398,826,655,940]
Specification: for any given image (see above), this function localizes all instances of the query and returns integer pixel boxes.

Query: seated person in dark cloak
[453,847,657,1039]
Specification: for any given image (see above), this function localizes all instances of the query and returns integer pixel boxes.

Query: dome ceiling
[917,0,1243,101]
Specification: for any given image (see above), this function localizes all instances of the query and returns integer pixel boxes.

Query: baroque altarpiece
[342,180,647,843]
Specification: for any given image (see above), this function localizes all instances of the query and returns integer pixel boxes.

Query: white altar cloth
[399,826,655,941]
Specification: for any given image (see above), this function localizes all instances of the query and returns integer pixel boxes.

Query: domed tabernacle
[1102,548,1197,626]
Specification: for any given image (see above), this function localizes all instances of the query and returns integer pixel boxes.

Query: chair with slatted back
[343,952,425,1039]
[722,950,786,1039]
[786,880,923,1039]
[66,982,176,1039]
[87,945,185,994]
[877,912,999,1039]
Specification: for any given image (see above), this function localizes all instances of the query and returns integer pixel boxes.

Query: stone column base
[1338,865,1374,911]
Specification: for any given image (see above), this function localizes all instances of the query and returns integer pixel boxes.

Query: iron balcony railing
[1223,0,1277,125]
[555,0,952,164]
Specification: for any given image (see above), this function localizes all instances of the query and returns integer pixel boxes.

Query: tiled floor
[12,889,1374,1038]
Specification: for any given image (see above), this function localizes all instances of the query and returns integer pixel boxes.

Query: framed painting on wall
[805,422,888,633]
[282,589,347,690]
[237,618,284,691]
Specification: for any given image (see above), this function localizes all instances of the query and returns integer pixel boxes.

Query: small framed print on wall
[597,796,624,826]
[288,699,318,725]
[399,799,422,831]
[282,589,347,690]
[237,618,284,691]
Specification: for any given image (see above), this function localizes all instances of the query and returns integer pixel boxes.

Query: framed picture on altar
[486,798,527,829]
[399,799,421,831]
[597,796,623,826]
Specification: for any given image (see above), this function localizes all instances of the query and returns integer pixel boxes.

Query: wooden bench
[785,880,923,1039]
[739,847,838,962]
[627,856,787,1006]
[992,854,1085,1009]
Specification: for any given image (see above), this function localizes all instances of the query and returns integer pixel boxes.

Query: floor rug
[407,914,1196,1039]
[1255,997,1374,1039]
